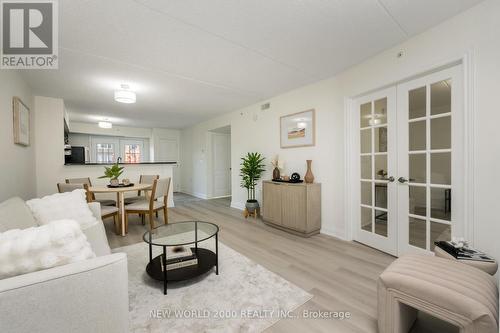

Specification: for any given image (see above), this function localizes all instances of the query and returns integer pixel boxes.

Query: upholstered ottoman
[378,254,498,333]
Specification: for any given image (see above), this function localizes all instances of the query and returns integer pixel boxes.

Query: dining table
[88,183,152,236]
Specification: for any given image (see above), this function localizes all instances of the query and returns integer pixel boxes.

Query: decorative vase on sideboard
[304,160,314,184]
[273,167,280,180]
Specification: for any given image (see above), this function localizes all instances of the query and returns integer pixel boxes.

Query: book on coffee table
[161,258,198,271]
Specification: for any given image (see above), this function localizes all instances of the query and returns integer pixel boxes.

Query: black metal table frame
[145,221,219,295]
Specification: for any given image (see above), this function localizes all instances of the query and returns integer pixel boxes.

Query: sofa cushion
[26,190,98,229]
[0,197,37,232]
[82,222,111,256]
[0,219,95,280]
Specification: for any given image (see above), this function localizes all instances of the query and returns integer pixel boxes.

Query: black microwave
[65,146,87,164]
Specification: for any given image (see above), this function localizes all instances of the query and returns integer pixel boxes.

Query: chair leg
[124,213,129,234]
[156,211,158,218]
[141,214,145,225]
[163,207,168,225]
[113,214,120,235]
[149,212,155,230]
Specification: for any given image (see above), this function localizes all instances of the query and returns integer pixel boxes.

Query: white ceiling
[20,0,483,129]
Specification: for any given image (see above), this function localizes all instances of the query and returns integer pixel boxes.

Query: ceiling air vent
[261,102,270,110]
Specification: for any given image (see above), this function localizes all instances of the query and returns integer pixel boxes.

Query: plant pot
[110,179,119,186]
[245,199,259,213]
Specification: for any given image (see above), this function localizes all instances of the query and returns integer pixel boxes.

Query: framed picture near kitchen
[13,97,30,146]
[280,109,315,148]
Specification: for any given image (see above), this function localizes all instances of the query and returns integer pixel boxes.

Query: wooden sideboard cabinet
[262,180,321,237]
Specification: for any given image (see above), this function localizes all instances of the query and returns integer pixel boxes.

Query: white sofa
[0,197,129,333]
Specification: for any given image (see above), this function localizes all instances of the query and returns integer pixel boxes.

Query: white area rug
[114,238,313,332]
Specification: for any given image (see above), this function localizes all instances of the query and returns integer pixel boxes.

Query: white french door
[354,87,398,256]
[352,65,464,256]
[397,65,463,255]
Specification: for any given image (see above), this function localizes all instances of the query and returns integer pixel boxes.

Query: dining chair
[124,174,159,205]
[124,178,170,232]
[57,183,120,233]
[66,177,116,206]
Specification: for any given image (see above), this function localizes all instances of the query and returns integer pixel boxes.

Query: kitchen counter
[64,161,177,166]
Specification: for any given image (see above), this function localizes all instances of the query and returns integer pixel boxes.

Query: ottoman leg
[378,279,417,333]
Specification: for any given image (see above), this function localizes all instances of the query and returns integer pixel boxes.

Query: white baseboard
[210,195,232,199]
[180,190,208,200]
[230,201,245,211]
[320,227,346,240]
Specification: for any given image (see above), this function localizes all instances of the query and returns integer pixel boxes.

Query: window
[96,143,115,163]
[124,144,141,163]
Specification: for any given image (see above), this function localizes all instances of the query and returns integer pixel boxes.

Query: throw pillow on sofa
[26,189,98,229]
[0,219,95,280]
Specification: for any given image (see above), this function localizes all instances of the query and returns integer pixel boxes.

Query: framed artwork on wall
[13,97,30,146]
[280,109,315,148]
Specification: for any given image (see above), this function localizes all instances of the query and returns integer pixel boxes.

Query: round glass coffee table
[143,221,219,295]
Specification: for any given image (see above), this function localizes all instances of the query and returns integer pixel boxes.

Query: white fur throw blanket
[0,219,95,280]
[26,189,98,229]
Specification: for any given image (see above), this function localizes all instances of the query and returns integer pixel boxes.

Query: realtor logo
[1,0,58,69]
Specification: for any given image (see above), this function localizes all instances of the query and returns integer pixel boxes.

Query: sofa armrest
[0,253,129,333]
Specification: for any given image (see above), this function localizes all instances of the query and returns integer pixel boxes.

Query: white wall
[0,71,36,201]
[180,0,500,262]
[34,96,66,197]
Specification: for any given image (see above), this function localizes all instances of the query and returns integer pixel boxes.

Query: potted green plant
[240,152,266,214]
[98,162,124,186]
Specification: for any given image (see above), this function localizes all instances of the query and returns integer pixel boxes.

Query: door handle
[383,176,395,182]
[398,177,408,183]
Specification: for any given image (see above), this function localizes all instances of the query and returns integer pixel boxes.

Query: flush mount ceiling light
[114,84,136,104]
[98,121,112,129]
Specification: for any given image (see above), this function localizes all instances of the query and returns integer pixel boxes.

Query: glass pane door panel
[374,127,387,152]
[361,156,372,179]
[360,102,371,127]
[374,155,387,180]
[431,152,451,185]
[374,98,387,125]
[431,116,451,149]
[430,188,451,221]
[430,222,451,250]
[409,217,426,249]
[361,207,372,231]
[431,80,451,115]
[409,121,426,151]
[409,186,426,216]
[409,154,426,183]
[360,129,371,153]
[361,182,372,205]
[409,86,426,119]
[375,210,388,237]
[374,184,387,209]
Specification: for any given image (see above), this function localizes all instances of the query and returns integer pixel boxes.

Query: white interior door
[212,133,231,197]
[157,139,180,191]
[397,65,463,255]
[353,87,398,256]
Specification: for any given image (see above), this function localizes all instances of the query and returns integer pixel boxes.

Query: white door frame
[345,53,476,254]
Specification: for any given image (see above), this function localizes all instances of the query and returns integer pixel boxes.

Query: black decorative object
[290,172,301,181]
[272,179,303,183]
[107,183,134,188]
